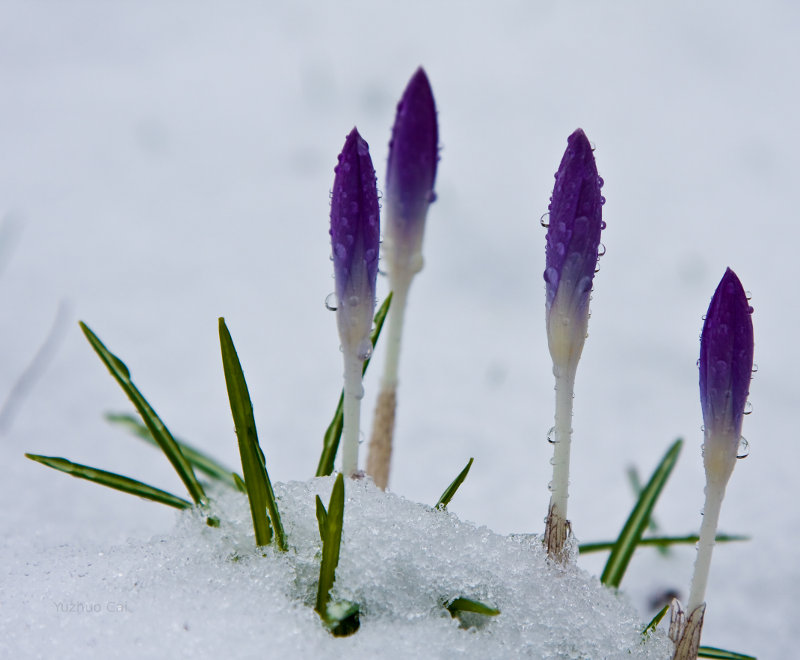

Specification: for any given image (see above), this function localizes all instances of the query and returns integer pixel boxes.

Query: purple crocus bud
[699,268,754,478]
[544,129,604,371]
[330,128,380,359]
[383,67,438,278]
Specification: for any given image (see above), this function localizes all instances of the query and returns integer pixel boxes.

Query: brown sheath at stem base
[366,388,396,490]
[543,501,572,563]
[669,599,705,660]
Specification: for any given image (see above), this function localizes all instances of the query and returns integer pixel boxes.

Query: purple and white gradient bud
[544,128,604,373]
[330,127,380,361]
[383,67,438,280]
[699,267,754,484]
[685,267,754,616]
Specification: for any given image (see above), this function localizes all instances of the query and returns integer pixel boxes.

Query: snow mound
[5,476,672,659]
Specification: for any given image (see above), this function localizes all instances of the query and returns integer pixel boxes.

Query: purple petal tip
[385,68,439,225]
[699,268,754,440]
[544,129,604,317]
[330,127,380,306]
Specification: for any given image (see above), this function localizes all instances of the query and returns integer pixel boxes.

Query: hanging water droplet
[597,243,606,257]
[547,481,555,492]
[743,400,753,415]
[549,457,556,466]
[540,213,550,228]
[745,290,752,300]
[324,293,339,311]
[600,220,607,230]
[594,263,601,274]
[356,337,373,361]
[736,437,750,459]
[751,364,758,374]
[546,426,556,444]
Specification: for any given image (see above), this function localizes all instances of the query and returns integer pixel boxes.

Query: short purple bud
[544,129,604,370]
[330,128,380,356]
[699,268,754,474]
[384,67,439,278]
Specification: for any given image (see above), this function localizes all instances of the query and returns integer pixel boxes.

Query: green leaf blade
[80,322,206,505]
[316,473,345,616]
[435,457,474,510]
[579,533,749,555]
[697,647,756,660]
[446,597,500,617]
[600,439,683,588]
[105,412,241,489]
[219,318,286,550]
[316,293,392,477]
[25,454,192,510]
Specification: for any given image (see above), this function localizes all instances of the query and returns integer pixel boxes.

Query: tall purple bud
[330,128,380,477]
[383,67,438,279]
[542,128,604,561]
[699,267,754,466]
[683,268,754,632]
[544,128,604,374]
[330,128,380,361]
[366,68,438,490]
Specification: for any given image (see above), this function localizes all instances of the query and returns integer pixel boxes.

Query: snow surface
[3,478,673,659]
[2,1,799,658]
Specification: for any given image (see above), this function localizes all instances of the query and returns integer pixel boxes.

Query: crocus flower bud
[544,129,604,373]
[330,128,380,360]
[383,67,438,280]
[699,267,754,485]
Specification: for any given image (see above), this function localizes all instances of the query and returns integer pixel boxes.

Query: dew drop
[428,191,437,203]
[594,263,601,274]
[751,363,759,374]
[743,400,753,415]
[600,220,607,230]
[543,267,559,284]
[597,243,606,257]
[540,213,550,228]
[599,196,606,206]
[546,426,556,444]
[356,337,373,361]
[324,292,339,311]
[348,295,360,307]
[547,481,555,492]
[736,436,750,459]
[745,290,752,300]
[597,175,604,188]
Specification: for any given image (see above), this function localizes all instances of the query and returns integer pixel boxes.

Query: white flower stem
[545,365,576,559]
[341,351,365,477]
[366,279,410,489]
[687,474,728,613]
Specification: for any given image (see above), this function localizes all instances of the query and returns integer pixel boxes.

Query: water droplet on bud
[540,213,550,228]
[743,401,753,415]
[324,293,339,311]
[356,337,373,361]
[547,426,556,444]
[736,437,750,459]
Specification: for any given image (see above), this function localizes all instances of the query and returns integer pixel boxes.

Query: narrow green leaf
[316,293,392,477]
[697,647,756,660]
[435,457,474,509]
[316,473,345,617]
[316,495,328,541]
[600,439,683,588]
[25,454,192,510]
[79,322,206,505]
[641,603,669,636]
[232,472,247,494]
[627,464,668,556]
[219,318,286,551]
[446,597,500,617]
[579,533,749,554]
[105,412,241,489]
